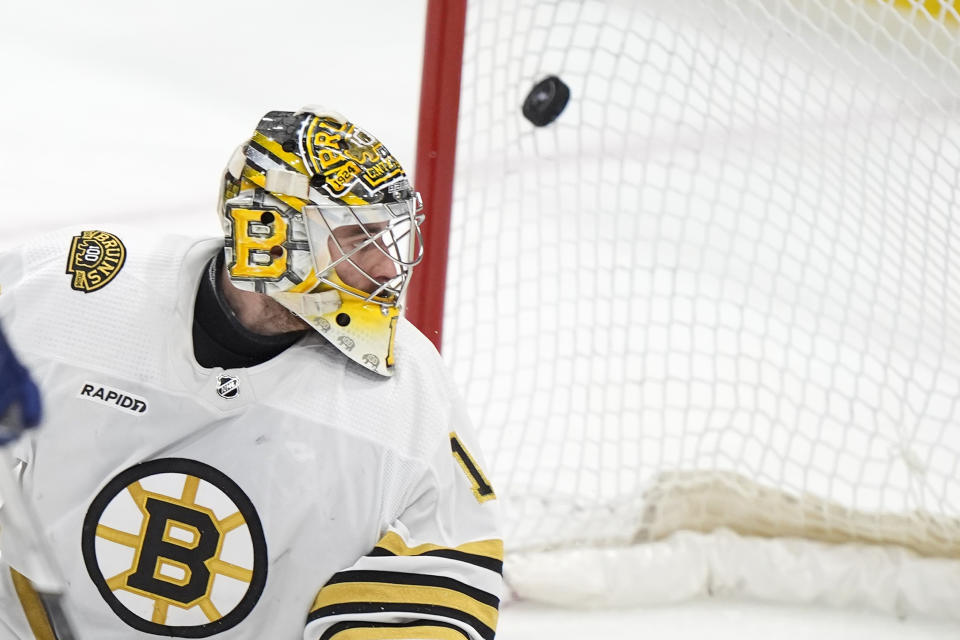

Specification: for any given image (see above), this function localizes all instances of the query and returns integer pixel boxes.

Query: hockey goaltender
[0,107,503,640]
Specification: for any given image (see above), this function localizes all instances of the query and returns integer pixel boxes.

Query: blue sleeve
[0,322,42,436]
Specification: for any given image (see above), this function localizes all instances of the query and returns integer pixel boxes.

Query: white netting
[440,0,960,616]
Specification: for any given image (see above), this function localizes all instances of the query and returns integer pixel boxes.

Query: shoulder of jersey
[277,318,459,462]
[4,225,219,379]
[15,224,216,296]
[393,317,454,394]
[373,319,461,459]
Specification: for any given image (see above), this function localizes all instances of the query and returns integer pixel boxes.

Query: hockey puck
[522,76,570,127]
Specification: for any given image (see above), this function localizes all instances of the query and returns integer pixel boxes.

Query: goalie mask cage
[408,0,960,620]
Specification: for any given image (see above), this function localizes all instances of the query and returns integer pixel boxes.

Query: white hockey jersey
[0,227,502,640]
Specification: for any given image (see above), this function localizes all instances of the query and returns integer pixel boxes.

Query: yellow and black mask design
[218,108,423,377]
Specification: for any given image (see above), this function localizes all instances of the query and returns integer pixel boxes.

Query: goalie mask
[219,107,423,376]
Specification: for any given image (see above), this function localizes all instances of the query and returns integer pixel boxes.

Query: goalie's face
[303,198,423,304]
[327,224,399,294]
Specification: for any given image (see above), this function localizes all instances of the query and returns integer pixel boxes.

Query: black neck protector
[192,252,307,369]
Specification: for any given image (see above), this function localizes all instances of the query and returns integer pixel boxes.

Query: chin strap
[269,290,342,317]
[269,285,400,376]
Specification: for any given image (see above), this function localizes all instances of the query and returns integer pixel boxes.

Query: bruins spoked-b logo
[82,459,267,636]
[66,230,126,292]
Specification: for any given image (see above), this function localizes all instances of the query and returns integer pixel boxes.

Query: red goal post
[406,0,468,350]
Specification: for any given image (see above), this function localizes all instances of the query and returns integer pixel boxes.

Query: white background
[2,1,958,638]
[0,0,427,247]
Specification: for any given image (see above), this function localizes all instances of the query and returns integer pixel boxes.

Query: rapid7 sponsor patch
[78,383,148,415]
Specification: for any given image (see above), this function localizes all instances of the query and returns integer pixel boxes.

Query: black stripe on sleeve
[318,619,468,640]
[368,547,503,574]
[325,570,500,609]
[308,602,495,640]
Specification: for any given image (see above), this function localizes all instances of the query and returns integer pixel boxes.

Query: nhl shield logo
[66,230,127,293]
[216,375,239,399]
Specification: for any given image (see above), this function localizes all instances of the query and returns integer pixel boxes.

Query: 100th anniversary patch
[66,230,126,292]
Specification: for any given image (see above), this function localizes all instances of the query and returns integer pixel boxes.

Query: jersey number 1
[450,433,496,503]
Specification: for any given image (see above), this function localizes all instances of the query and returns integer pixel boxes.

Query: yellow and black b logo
[226,205,289,280]
[82,458,267,636]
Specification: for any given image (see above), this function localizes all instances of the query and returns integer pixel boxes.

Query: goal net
[410,0,960,619]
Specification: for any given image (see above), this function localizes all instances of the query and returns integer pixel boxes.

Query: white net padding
[439,0,960,619]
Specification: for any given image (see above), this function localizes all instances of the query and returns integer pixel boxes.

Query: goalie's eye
[340,234,370,252]
[335,224,389,251]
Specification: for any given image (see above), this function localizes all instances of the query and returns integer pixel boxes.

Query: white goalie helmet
[219,107,424,376]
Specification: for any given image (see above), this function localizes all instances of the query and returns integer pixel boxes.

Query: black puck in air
[522,76,570,127]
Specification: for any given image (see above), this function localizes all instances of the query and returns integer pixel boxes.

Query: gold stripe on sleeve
[9,569,56,640]
[328,624,468,640]
[375,532,503,562]
[311,581,499,631]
